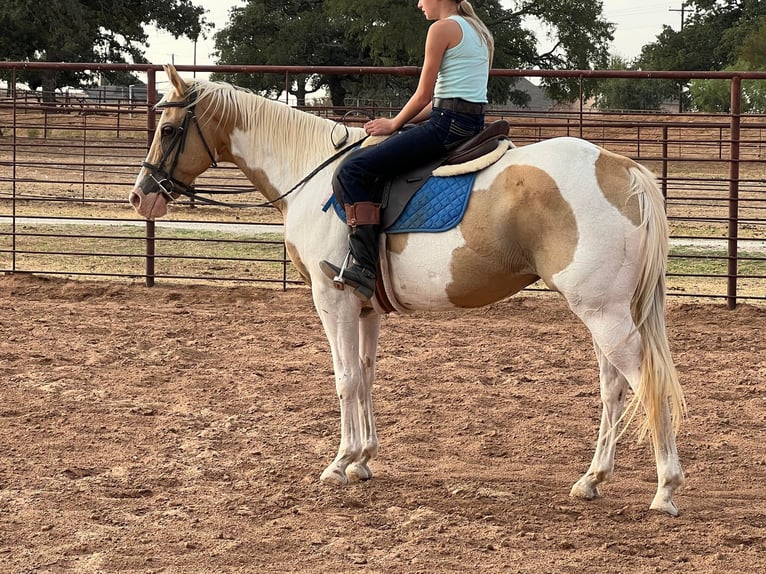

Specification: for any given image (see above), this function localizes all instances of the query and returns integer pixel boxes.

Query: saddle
[332,120,510,231]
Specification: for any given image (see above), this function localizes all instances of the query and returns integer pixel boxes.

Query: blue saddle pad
[322,172,477,234]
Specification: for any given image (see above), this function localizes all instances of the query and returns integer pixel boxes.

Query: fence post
[285,71,290,105]
[578,75,584,139]
[661,125,669,200]
[727,76,741,310]
[145,220,156,288]
[81,114,87,203]
[282,242,288,290]
[11,68,17,273]
[145,68,157,287]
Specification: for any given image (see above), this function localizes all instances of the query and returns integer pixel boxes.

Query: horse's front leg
[315,293,379,485]
[346,309,380,482]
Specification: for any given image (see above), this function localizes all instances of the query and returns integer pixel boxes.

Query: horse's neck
[228,98,362,206]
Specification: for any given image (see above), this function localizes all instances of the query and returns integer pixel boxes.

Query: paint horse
[130,65,686,515]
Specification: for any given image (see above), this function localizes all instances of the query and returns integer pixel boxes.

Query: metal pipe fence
[1,63,765,307]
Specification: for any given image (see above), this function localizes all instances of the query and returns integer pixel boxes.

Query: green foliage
[212,0,367,105]
[739,17,766,69]
[688,77,732,113]
[0,0,209,95]
[689,61,766,113]
[632,1,766,112]
[593,56,676,111]
[638,0,766,72]
[513,0,613,102]
[213,0,614,106]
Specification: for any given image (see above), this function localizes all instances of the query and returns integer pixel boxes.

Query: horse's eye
[161,125,176,137]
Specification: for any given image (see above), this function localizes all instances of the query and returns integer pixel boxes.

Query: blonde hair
[457,0,494,65]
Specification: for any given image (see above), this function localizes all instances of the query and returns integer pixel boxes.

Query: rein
[142,92,368,209]
[249,135,368,209]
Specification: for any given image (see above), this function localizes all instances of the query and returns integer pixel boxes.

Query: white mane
[186,80,366,174]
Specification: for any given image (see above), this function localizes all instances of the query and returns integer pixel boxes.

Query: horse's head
[129,64,219,219]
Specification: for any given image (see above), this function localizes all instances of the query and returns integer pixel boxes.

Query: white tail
[625,164,686,454]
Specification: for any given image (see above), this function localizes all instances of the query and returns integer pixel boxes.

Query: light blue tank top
[433,15,489,104]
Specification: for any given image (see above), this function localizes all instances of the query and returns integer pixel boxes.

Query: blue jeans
[336,108,485,205]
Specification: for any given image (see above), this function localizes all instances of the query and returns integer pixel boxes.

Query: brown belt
[432,97,485,115]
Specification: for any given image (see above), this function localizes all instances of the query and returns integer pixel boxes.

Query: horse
[129,65,686,515]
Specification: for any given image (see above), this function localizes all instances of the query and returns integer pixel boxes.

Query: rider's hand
[364,118,397,136]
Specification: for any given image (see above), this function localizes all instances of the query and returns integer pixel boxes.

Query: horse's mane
[178,80,362,173]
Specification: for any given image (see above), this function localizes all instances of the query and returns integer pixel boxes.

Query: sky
[143,1,685,75]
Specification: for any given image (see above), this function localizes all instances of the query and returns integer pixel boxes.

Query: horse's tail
[624,163,686,453]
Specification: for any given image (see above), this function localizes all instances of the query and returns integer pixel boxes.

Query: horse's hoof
[650,493,679,516]
[570,478,601,500]
[346,462,373,483]
[320,465,349,486]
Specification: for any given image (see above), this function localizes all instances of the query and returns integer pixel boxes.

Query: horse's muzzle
[129,187,169,220]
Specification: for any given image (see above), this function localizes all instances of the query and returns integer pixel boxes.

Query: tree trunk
[41,69,58,104]
[327,76,347,107]
[294,83,307,107]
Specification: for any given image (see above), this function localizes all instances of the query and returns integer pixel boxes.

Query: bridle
[140,90,369,209]
[140,90,222,205]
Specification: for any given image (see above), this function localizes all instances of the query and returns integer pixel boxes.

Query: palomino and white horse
[129,65,686,515]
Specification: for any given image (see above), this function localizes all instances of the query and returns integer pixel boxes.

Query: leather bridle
[139,90,219,204]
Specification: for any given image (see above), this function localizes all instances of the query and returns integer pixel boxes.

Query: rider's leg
[321,110,481,300]
[320,202,380,301]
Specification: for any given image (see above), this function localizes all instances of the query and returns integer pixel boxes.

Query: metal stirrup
[332,250,353,290]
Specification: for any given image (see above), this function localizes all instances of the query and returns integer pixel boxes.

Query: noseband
[140,90,218,203]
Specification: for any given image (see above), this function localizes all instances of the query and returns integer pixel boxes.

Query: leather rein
[141,92,367,209]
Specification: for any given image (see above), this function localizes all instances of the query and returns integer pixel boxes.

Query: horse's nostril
[129,191,141,209]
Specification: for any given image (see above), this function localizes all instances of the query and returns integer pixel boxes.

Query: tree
[593,56,676,111]
[738,16,766,69]
[0,0,209,99]
[499,0,614,102]
[689,61,766,113]
[636,2,766,111]
[213,0,359,106]
[637,2,766,73]
[212,0,614,107]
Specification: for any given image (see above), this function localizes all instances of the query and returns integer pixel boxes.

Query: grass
[667,245,765,299]
[2,200,284,226]
[0,223,302,284]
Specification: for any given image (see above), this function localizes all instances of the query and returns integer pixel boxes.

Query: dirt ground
[0,273,764,573]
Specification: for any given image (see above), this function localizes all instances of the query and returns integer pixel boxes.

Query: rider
[320,0,494,301]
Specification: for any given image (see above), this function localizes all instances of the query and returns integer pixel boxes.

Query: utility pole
[669,2,687,30]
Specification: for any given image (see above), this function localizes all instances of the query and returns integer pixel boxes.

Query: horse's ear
[163,64,188,98]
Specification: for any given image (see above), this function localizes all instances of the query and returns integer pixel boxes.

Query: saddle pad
[322,172,477,234]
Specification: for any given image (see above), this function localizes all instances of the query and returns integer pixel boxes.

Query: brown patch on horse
[286,240,310,285]
[386,234,408,255]
[446,165,577,307]
[595,149,641,227]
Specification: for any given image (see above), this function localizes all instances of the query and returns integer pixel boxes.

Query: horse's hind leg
[570,340,629,500]
[572,306,683,515]
[346,310,380,482]
[647,392,683,515]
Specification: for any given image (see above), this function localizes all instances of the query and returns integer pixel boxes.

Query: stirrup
[331,250,353,291]
[319,254,375,301]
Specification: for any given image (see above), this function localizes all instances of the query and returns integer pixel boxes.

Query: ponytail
[457,0,494,65]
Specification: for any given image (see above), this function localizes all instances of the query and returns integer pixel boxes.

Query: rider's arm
[364,19,458,136]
